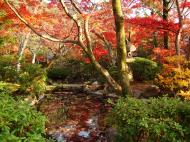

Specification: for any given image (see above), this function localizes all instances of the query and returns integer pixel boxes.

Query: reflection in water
[40,91,110,142]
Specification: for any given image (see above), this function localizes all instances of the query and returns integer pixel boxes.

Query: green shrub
[18,64,47,97]
[0,91,46,141]
[129,57,160,81]
[108,97,190,142]
[80,63,99,81]
[0,55,17,82]
[47,59,101,82]
[0,55,14,67]
[47,67,72,80]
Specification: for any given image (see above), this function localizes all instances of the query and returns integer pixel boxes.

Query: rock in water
[78,131,90,138]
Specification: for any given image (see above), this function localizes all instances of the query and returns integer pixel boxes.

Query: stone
[78,131,90,138]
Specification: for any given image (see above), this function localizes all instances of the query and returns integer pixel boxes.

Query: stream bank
[40,82,160,142]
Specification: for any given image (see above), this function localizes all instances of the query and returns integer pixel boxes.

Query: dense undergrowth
[108,97,190,142]
[155,56,190,100]
[1,53,190,142]
[0,86,46,141]
[0,55,47,98]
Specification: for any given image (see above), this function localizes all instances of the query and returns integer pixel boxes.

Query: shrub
[47,59,101,82]
[0,81,19,93]
[47,67,72,80]
[108,97,190,142]
[80,63,99,81]
[177,90,190,100]
[129,57,160,81]
[18,64,47,97]
[0,91,46,141]
[0,55,17,82]
[155,67,190,95]
[155,56,190,96]
[0,55,14,67]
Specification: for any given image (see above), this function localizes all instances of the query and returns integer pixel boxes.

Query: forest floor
[40,82,159,142]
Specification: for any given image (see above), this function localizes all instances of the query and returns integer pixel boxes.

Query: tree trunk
[163,0,169,49]
[32,53,36,64]
[175,28,182,55]
[175,0,183,55]
[186,36,190,60]
[92,58,122,94]
[84,17,123,94]
[153,32,158,48]
[112,0,132,96]
[17,31,31,71]
[6,0,131,96]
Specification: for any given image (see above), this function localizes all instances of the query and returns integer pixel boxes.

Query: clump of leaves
[155,55,190,96]
[18,63,47,98]
[177,90,190,100]
[108,97,190,142]
[0,56,47,97]
[129,57,160,81]
[0,90,46,141]
[0,55,18,82]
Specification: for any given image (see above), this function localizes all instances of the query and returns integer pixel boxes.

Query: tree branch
[60,0,88,53]
[70,0,82,14]
[5,0,63,42]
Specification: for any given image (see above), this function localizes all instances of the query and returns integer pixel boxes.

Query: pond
[40,90,111,142]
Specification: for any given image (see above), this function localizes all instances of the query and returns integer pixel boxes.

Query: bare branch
[84,16,92,50]
[60,0,88,53]
[5,0,63,42]
[70,0,82,14]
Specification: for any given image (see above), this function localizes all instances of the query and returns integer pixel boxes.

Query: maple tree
[2,0,190,95]
[142,0,190,54]
[2,0,134,95]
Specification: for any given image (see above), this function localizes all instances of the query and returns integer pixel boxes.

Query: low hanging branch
[5,0,61,42]
[60,0,122,94]
[5,0,81,46]
[5,0,124,94]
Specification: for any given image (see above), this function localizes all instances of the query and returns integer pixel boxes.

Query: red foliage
[102,32,116,46]
[152,48,176,63]
[126,17,179,33]
[181,2,190,8]
[93,44,108,60]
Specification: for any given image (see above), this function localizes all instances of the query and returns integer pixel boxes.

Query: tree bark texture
[163,0,170,49]
[112,0,132,96]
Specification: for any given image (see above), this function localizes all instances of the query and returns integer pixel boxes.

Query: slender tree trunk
[186,36,190,60]
[17,31,31,71]
[128,30,131,42]
[163,0,169,49]
[175,28,182,55]
[112,0,132,96]
[91,57,122,94]
[163,32,169,49]
[84,16,123,94]
[175,0,183,55]
[32,53,36,64]
[153,32,158,48]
